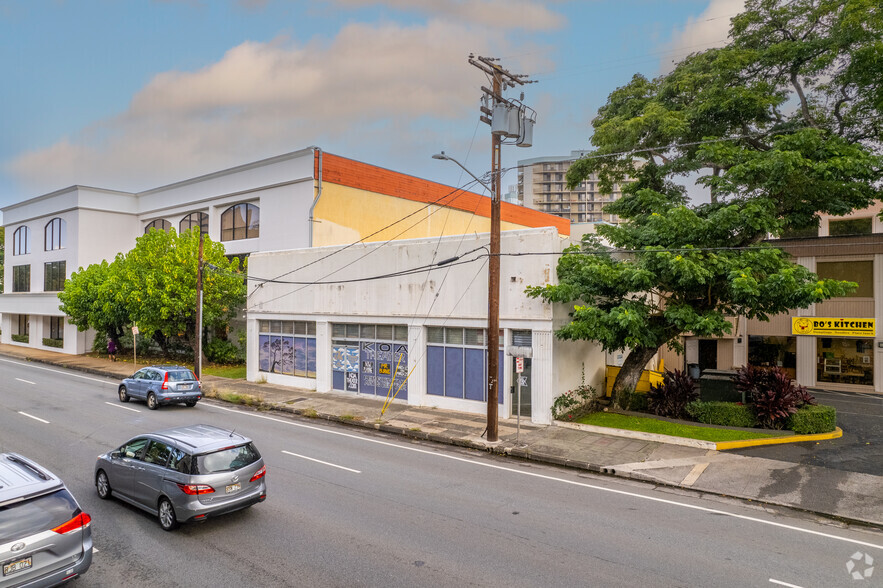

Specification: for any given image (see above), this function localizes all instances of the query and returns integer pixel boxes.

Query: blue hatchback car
[118,365,202,410]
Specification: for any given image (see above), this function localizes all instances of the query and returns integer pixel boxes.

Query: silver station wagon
[118,365,202,410]
[94,425,267,531]
[0,453,92,587]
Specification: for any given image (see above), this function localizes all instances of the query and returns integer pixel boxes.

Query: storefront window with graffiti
[258,320,317,378]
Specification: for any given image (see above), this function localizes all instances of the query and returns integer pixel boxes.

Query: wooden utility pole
[195,231,204,380]
[468,55,534,442]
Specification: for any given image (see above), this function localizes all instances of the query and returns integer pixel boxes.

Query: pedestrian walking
[107,338,117,362]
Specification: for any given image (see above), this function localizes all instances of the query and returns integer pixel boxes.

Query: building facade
[517,151,625,224]
[658,205,883,395]
[246,227,602,425]
[1,148,568,355]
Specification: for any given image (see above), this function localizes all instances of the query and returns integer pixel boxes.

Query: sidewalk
[3,344,881,528]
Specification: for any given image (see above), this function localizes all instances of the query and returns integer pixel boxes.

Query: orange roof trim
[317,152,570,236]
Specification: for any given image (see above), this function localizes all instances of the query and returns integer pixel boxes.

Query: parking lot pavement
[732,389,883,475]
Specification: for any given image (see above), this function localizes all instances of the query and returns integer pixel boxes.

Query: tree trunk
[611,345,660,408]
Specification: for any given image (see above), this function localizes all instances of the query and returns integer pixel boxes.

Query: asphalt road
[1,357,881,588]
[733,390,883,475]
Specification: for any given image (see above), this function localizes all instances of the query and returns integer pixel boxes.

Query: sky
[0,0,746,216]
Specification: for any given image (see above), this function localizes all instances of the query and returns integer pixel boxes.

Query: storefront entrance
[817,337,873,386]
[332,323,409,400]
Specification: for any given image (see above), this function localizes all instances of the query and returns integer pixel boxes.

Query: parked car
[0,453,92,587]
[94,425,267,531]
[118,365,202,410]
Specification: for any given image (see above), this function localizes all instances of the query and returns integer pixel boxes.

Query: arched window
[44,218,66,251]
[144,219,171,234]
[220,203,259,241]
[179,212,208,235]
[13,226,31,256]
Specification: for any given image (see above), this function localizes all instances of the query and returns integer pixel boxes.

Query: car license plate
[179,384,192,390]
[226,483,241,494]
[3,557,32,576]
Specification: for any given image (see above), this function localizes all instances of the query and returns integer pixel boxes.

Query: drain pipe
[308,146,323,247]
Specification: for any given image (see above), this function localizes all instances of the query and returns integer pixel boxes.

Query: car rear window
[0,489,80,543]
[167,370,196,382]
[194,443,261,474]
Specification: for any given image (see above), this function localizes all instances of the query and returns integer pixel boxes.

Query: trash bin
[698,369,743,403]
[688,363,701,380]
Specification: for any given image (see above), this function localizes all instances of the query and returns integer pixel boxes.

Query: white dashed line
[281,450,361,473]
[18,411,50,424]
[104,401,140,413]
[15,378,36,385]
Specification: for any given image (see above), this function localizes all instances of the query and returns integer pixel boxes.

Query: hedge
[11,334,29,343]
[42,337,64,348]
[686,401,757,428]
[787,404,837,434]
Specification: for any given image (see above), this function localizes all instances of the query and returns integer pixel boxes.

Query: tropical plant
[527,0,881,407]
[647,369,698,419]
[735,365,815,428]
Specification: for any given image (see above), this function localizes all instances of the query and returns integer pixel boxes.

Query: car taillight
[161,372,169,390]
[176,483,215,495]
[198,380,202,390]
[250,465,266,482]
[52,512,92,534]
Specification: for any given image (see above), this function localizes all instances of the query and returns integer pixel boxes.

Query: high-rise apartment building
[517,150,625,224]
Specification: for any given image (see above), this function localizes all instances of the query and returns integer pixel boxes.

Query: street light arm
[432,151,493,194]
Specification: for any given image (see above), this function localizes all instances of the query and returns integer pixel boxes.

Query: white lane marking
[281,450,361,473]
[206,402,883,551]
[15,378,35,385]
[104,401,140,413]
[769,580,804,588]
[18,411,50,424]
[0,357,117,385]
[680,462,709,487]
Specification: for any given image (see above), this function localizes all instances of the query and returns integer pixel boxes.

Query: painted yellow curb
[715,427,842,450]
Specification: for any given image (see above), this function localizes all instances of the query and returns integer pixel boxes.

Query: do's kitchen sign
[792,317,876,337]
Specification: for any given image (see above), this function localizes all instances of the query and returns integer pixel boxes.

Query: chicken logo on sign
[793,318,813,334]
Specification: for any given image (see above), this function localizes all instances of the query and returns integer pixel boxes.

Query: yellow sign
[791,317,875,337]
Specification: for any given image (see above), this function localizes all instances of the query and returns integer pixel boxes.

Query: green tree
[59,228,246,362]
[59,257,130,349]
[529,0,882,406]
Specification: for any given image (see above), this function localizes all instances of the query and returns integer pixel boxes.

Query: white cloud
[329,0,565,31]
[7,19,553,194]
[661,0,745,72]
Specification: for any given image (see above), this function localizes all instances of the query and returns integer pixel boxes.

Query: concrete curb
[553,420,844,451]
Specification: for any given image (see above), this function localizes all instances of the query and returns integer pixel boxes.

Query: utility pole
[195,231,204,380]
[468,55,535,442]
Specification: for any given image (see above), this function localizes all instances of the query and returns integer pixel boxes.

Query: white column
[407,325,425,406]
[531,330,554,425]
[875,254,883,393]
[315,321,332,393]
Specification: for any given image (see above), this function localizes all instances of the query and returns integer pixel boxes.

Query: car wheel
[118,386,130,403]
[147,392,159,410]
[184,401,197,408]
[158,498,179,531]
[96,470,112,500]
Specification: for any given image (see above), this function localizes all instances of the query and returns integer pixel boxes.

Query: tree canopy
[529,0,882,405]
[59,228,246,358]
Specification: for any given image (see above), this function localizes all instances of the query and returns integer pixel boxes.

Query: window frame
[13,265,30,292]
[43,260,66,292]
[144,219,171,234]
[44,217,66,251]
[180,211,209,235]
[220,203,260,242]
[12,226,30,256]
[816,260,874,298]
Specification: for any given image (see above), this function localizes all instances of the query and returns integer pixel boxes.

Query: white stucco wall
[247,227,603,424]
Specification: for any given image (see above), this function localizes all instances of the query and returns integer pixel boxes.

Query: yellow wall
[313,183,539,247]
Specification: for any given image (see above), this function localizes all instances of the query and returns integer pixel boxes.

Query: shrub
[787,404,837,434]
[618,388,649,412]
[647,369,698,419]
[686,401,757,428]
[12,334,29,343]
[42,337,64,348]
[205,338,243,365]
[734,365,815,429]
[552,366,599,420]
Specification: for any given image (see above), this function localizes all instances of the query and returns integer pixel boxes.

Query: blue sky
[0,0,742,212]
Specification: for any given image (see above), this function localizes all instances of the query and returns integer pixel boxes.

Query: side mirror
[110,450,121,459]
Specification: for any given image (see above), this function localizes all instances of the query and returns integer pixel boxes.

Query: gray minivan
[95,425,267,531]
[0,453,92,587]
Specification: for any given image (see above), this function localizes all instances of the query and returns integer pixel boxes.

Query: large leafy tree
[528,0,882,405]
[59,228,246,361]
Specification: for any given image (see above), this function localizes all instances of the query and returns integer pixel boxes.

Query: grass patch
[574,412,777,442]
[339,414,364,422]
[300,408,318,418]
[202,365,246,379]
[207,389,263,406]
